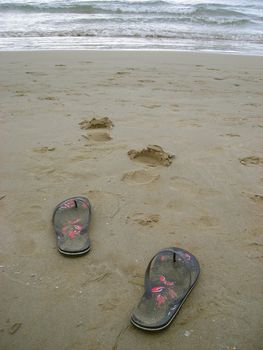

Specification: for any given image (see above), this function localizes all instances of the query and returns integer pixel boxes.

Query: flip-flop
[52,196,92,256]
[130,247,200,331]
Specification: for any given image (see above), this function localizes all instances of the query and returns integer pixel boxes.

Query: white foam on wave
[0,0,262,53]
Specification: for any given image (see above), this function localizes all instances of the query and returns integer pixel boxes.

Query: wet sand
[0,51,262,350]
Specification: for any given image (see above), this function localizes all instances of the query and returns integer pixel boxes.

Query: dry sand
[0,51,262,350]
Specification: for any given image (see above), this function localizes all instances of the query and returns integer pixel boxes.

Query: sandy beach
[0,51,262,350]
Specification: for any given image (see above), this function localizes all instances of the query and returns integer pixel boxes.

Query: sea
[0,0,262,54]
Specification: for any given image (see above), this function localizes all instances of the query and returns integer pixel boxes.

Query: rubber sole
[58,245,91,256]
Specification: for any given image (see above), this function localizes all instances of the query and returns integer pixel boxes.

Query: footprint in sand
[115,71,130,76]
[80,117,114,141]
[243,192,263,203]
[240,156,263,166]
[25,71,47,76]
[142,104,161,109]
[169,176,220,197]
[121,169,160,185]
[198,215,219,227]
[225,133,240,137]
[251,194,263,202]
[130,213,160,227]
[207,67,220,71]
[33,146,56,153]
[38,96,57,101]
[224,117,248,126]
[15,90,29,97]
[243,239,263,260]
[176,118,202,128]
[138,79,155,83]
[170,176,199,191]
[79,117,114,130]
[128,145,174,167]
[82,131,112,142]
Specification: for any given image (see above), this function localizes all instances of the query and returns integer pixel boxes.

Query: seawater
[0,0,262,54]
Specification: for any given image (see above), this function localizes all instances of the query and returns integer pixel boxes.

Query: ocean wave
[0,3,108,14]
[0,1,172,14]
[1,29,262,42]
[193,5,248,18]
[0,30,96,37]
[0,1,260,19]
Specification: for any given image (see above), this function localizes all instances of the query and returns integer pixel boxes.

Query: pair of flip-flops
[52,196,200,331]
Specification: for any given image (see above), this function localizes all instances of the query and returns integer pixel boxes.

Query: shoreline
[1,49,263,61]
[1,50,262,350]
[0,49,263,57]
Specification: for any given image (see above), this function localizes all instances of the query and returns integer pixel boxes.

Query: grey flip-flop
[52,196,92,256]
[131,247,200,331]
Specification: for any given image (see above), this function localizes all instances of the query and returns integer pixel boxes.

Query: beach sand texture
[0,51,262,350]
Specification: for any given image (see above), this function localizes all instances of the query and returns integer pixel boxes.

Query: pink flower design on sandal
[74,224,82,231]
[184,252,191,261]
[160,255,167,262]
[68,229,79,239]
[151,286,165,293]
[160,275,174,286]
[61,200,75,209]
[156,294,167,307]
